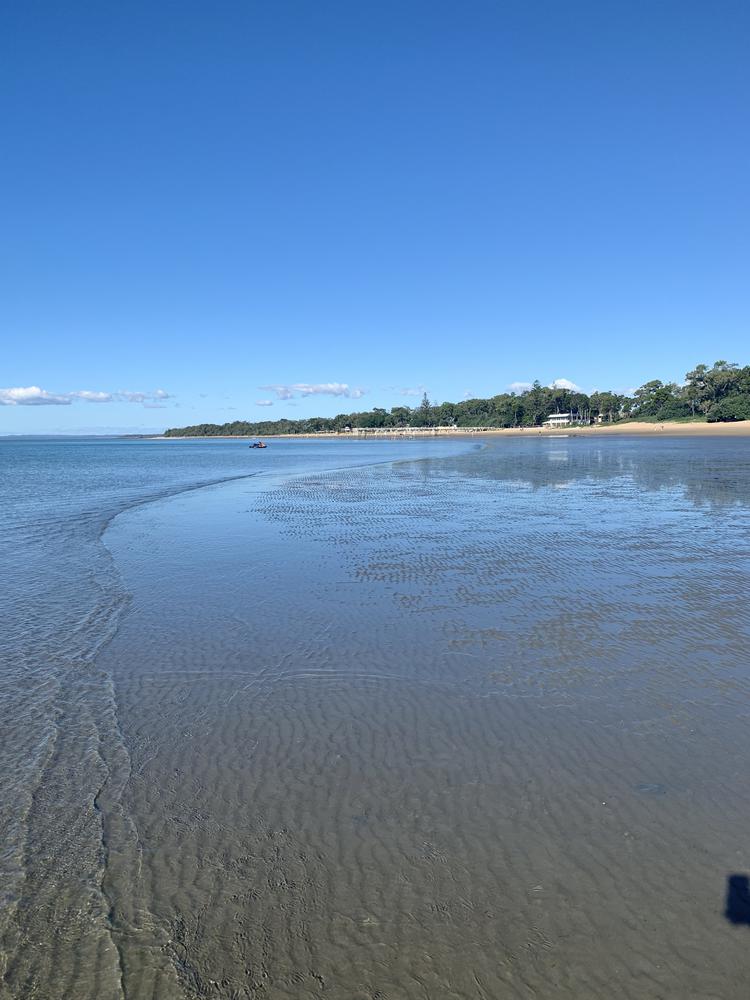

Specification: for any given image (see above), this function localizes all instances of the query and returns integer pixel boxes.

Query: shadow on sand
[725,875,750,925]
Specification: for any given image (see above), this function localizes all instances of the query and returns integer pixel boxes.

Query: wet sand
[5,437,749,998]
[88,440,750,999]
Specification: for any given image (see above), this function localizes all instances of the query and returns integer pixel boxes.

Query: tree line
[164,360,750,436]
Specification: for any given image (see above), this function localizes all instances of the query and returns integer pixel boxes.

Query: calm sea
[1,435,749,999]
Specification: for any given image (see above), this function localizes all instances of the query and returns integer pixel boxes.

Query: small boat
[249,441,267,449]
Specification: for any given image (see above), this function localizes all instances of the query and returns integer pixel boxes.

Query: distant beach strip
[154,419,750,440]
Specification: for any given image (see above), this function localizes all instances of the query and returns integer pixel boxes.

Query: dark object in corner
[725,875,750,925]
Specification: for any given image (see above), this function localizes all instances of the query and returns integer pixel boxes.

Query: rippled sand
[4,438,750,998]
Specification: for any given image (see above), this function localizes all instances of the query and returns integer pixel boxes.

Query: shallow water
[2,436,750,998]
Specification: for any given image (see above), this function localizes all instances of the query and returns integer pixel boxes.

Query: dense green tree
[590,391,622,422]
[435,401,457,426]
[707,396,750,422]
[684,363,710,415]
[632,380,682,417]
[685,360,742,415]
[390,406,411,426]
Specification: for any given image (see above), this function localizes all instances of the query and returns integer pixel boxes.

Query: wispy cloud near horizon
[550,378,583,392]
[259,382,366,401]
[70,390,113,402]
[383,385,427,398]
[117,389,172,403]
[507,378,584,393]
[0,386,72,406]
[0,386,173,407]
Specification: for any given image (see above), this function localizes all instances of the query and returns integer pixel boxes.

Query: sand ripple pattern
[86,440,750,999]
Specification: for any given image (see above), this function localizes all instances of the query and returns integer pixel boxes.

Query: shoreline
[151,420,750,440]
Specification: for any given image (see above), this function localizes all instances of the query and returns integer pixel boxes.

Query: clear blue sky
[2,0,748,432]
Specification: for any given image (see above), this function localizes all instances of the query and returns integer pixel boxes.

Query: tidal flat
[2,436,749,999]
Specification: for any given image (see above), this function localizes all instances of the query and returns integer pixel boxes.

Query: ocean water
[1,435,749,998]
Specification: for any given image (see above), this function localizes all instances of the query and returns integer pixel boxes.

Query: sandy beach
[155,419,750,441]
[528,419,750,436]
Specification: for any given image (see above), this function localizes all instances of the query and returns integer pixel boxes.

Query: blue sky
[2,0,748,432]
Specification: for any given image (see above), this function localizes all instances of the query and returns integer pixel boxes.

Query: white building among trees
[542,412,587,428]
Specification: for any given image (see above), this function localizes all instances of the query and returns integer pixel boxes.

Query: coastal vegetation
[164,360,750,436]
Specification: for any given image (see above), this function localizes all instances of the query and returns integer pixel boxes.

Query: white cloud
[256,399,274,406]
[462,390,474,401]
[112,389,174,410]
[261,385,294,400]
[70,390,114,402]
[508,378,584,394]
[0,385,173,407]
[382,385,429,398]
[0,386,72,406]
[259,382,366,400]
[550,378,582,392]
[118,389,172,403]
